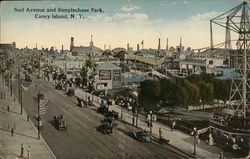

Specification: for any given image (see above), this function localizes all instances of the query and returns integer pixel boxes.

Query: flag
[39,98,48,115]
[21,80,32,91]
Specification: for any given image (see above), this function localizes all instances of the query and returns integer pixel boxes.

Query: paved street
[76,87,238,158]
[0,78,55,159]
[10,73,191,159]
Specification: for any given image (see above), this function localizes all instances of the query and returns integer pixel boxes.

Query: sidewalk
[75,88,238,158]
[0,79,55,159]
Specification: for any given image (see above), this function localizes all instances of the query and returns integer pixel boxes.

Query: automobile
[101,117,118,127]
[97,122,114,134]
[24,74,32,82]
[133,130,151,143]
[55,83,63,90]
[107,99,113,105]
[105,110,119,120]
[66,88,75,96]
[97,105,109,114]
[53,115,67,131]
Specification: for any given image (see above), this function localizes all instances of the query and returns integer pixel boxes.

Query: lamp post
[149,110,153,134]
[37,92,41,140]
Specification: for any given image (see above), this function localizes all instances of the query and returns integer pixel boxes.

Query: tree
[213,79,231,105]
[139,80,161,109]
[199,81,214,109]
[80,66,88,88]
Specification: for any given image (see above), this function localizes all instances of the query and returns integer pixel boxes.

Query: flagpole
[37,92,40,140]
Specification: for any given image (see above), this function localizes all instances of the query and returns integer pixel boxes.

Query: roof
[98,62,121,70]
[215,71,241,80]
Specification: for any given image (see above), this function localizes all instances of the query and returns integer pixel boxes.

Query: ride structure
[209,1,250,155]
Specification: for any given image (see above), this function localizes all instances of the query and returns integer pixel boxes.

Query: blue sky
[0,0,243,50]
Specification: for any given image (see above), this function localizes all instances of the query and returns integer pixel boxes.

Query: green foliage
[138,74,231,109]
[199,81,214,106]
[80,66,88,87]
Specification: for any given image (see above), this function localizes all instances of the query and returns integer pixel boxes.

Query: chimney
[62,45,64,54]
[127,43,129,50]
[109,45,111,50]
[166,38,168,51]
[104,44,106,50]
[158,38,161,50]
[70,37,74,51]
[137,44,139,51]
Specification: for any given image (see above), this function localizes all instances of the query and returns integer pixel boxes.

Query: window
[209,60,213,65]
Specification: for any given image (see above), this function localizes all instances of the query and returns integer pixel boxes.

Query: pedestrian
[171,121,176,132]
[27,114,30,122]
[147,118,150,127]
[20,144,24,157]
[27,145,31,159]
[132,116,135,126]
[159,128,162,139]
[11,127,14,136]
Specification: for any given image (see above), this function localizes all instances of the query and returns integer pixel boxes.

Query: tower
[70,37,74,52]
[225,17,232,49]
[210,2,250,153]
[90,35,93,47]
[166,38,169,51]
[158,38,161,50]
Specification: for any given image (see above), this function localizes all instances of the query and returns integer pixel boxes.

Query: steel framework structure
[211,1,250,117]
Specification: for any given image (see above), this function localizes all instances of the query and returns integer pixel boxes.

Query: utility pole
[37,93,41,140]
[150,110,153,134]
[18,67,23,115]
[10,73,12,96]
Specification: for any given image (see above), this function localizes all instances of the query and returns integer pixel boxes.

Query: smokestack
[137,44,139,51]
[104,44,106,50]
[109,45,111,50]
[166,38,168,51]
[158,38,161,50]
[70,37,74,51]
[36,43,37,50]
[127,43,129,50]
[62,45,64,54]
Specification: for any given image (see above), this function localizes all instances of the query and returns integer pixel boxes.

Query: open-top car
[98,122,114,134]
[66,88,75,96]
[133,130,151,143]
[55,83,63,90]
[101,117,118,127]
[97,104,109,114]
[54,115,67,131]
[105,110,119,119]
[25,74,32,82]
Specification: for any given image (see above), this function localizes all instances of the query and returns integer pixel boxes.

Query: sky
[0,0,245,50]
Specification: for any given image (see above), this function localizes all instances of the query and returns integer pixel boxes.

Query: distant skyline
[0,0,244,50]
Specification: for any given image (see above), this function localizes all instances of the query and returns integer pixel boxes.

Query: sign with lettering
[113,70,121,81]
[99,70,111,80]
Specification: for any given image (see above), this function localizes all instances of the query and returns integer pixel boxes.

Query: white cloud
[114,13,149,20]
[189,11,223,21]
[87,14,112,22]
[121,5,140,12]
